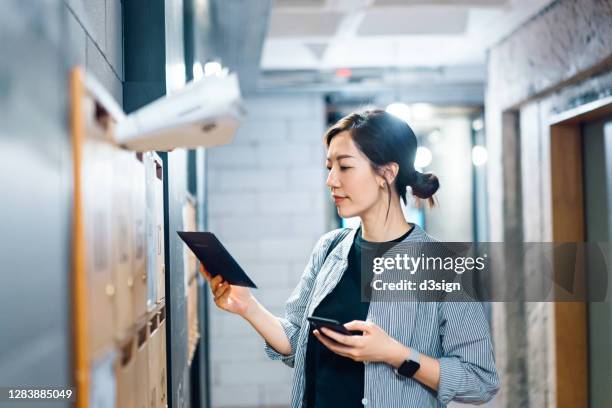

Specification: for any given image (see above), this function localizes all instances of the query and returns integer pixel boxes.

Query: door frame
[548,95,612,408]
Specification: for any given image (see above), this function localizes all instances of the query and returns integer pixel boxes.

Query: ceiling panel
[269,11,345,37]
[357,8,469,36]
[260,0,557,74]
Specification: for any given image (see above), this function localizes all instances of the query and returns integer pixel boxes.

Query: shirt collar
[332,223,427,262]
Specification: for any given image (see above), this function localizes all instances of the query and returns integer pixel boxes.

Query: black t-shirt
[304,225,414,408]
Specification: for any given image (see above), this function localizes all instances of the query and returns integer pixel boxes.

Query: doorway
[582,118,612,408]
[549,97,612,408]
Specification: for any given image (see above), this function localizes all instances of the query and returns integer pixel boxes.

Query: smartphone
[307,316,362,336]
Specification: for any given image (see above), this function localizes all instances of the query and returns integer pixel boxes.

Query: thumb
[344,320,371,333]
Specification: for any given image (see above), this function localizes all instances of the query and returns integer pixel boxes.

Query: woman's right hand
[200,263,255,317]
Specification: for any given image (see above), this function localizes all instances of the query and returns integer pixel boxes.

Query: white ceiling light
[411,103,435,121]
[472,145,488,166]
[386,103,412,123]
[414,146,432,168]
[472,118,484,131]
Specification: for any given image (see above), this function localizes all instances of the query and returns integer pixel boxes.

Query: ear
[379,162,399,186]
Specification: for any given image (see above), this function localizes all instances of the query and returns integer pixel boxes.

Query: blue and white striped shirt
[264,225,500,407]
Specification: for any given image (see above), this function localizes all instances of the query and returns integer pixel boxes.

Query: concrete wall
[206,94,328,407]
[486,0,612,406]
[64,0,123,106]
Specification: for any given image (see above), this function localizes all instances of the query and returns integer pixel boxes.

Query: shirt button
[361,397,368,405]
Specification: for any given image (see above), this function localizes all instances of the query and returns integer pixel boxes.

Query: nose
[326,167,341,189]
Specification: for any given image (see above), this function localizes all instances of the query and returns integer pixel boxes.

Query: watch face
[398,360,421,378]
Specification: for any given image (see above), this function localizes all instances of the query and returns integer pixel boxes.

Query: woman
[200,110,500,407]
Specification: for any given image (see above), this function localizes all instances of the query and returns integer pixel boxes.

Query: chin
[337,206,359,219]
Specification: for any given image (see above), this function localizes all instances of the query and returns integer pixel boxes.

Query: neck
[359,197,412,242]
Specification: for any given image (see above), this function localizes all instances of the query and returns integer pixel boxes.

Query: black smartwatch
[394,348,421,378]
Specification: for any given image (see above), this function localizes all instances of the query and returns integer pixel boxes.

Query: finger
[344,320,371,333]
[217,283,230,297]
[314,330,354,354]
[215,289,228,304]
[210,275,224,288]
[314,330,354,356]
[216,287,232,305]
[320,327,359,347]
[213,282,229,298]
[199,264,212,280]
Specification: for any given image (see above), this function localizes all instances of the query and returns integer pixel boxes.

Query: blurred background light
[411,103,435,121]
[472,118,484,131]
[386,103,412,123]
[472,145,488,166]
[193,61,204,81]
[204,61,223,76]
[414,146,432,168]
[335,68,352,78]
[428,129,441,144]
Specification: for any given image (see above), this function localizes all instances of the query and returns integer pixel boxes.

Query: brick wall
[207,94,329,407]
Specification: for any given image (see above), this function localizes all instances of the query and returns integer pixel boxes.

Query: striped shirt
[264,225,500,407]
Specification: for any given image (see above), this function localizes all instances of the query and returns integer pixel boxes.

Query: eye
[326,165,351,171]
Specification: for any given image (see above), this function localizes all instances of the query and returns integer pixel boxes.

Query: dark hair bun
[410,171,439,200]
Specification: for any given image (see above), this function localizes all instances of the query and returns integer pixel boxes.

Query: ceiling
[261,0,555,74]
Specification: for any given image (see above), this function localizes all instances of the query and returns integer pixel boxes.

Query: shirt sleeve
[436,301,501,405]
[263,230,341,368]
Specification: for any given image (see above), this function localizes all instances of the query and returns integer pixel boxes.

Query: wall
[486,0,612,406]
[206,94,328,407]
[64,1,202,406]
[0,1,71,399]
[64,0,123,106]
[1,0,159,403]
[423,116,474,242]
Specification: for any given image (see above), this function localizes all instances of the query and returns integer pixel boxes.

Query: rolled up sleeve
[263,231,340,368]
[436,301,500,405]
[264,317,300,367]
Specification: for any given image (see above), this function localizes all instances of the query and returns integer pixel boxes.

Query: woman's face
[325,131,384,219]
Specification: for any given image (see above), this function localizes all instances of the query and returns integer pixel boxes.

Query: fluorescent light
[386,103,412,123]
[472,145,488,166]
[414,146,432,168]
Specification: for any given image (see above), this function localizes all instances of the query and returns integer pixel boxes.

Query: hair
[323,109,439,216]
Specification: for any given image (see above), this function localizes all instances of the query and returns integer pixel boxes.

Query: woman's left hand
[313,320,406,365]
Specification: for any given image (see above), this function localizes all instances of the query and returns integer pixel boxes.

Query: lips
[333,195,347,205]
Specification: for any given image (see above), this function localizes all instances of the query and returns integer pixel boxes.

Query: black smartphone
[307,316,362,336]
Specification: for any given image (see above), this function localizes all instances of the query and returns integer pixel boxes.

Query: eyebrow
[326,154,356,161]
